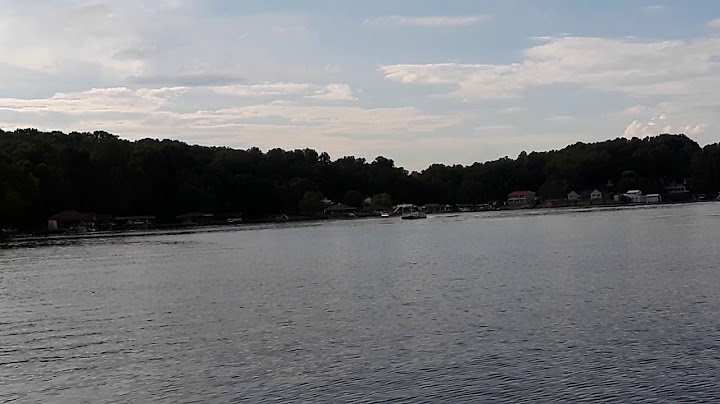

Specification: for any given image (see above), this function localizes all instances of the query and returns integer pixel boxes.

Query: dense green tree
[0,128,718,231]
[370,193,393,209]
[298,191,325,214]
[342,190,364,208]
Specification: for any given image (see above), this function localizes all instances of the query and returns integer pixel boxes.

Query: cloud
[645,5,668,12]
[0,1,204,76]
[305,84,357,101]
[212,83,313,96]
[495,106,527,114]
[474,124,515,131]
[207,82,358,101]
[129,74,248,87]
[364,15,492,27]
[709,18,720,29]
[622,105,650,116]
[545,116,574,122]
[624,115,708,138]
[379,36,720,99]
[0,87,178,114]
[0,1,326,90]
[0,85,457,157]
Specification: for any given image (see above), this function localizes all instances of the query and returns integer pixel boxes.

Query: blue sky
[1,0,719,170]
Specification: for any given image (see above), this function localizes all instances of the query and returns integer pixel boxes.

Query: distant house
[663,181,691,202]
[590,189,603,201]
[567,191,579,201]
[646,194,662,204]
[176,212,214,225]
[508,191,536,207]
[425,204,452,214]
[48,211,97,232]
[323,203,357,216]
[624,190,645,203]
[457,204,476,212]
[665,182,688,194]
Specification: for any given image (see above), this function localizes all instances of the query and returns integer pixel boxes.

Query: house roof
[49,210,96,222]
[508,191,533,197]
[592,189,602,193]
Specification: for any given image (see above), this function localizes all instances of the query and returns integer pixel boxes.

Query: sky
[1,0,719,170]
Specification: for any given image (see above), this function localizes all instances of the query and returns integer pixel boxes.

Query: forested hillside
[1,128,719,230]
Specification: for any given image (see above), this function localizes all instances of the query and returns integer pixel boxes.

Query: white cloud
[183,104,456,134]
[364,15,492,27]
[622,105,650,116]
[380,36,720,99]
[305,84,357,101]
[0,1,147,75]
[645,5,668,12]
[708,18,720,29]
[208,82,358,101]
[212,83,314,96]
[0,86,457,156]
[0,87,182,114]
[0,1,328,91]
[624,115,708,138]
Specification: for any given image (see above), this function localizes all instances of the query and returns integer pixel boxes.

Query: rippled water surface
[3,204,720,403]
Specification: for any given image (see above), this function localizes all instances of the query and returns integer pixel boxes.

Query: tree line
[1,128,719,230]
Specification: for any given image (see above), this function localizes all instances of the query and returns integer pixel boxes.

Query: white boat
[401,211,426,220]
[380,212,391,217]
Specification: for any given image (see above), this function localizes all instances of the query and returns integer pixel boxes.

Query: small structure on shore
[425,204,452,214]
[323,203,357,217]
[590,189,603,201]
[508,191,536,207]
[567,191,579,202]
[617,190,662,204]
[623,190,644,203]
[392,204,416,215]
[114,215,156,228]
[47,211,97,232]
[646,194,662,203]
[176,212,214,225]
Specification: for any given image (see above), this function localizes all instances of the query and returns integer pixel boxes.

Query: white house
[508,191,536,207]
[624,190,645,203]
[590,189,603,200]
[567,191,579,201]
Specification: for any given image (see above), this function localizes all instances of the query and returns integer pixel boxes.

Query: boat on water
[401,211,427,220]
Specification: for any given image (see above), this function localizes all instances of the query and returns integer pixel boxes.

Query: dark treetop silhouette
[1,128,718,230]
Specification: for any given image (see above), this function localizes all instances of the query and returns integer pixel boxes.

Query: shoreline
[2,200,716,247]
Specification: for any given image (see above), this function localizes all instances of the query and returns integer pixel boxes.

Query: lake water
[2,203,720,403]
